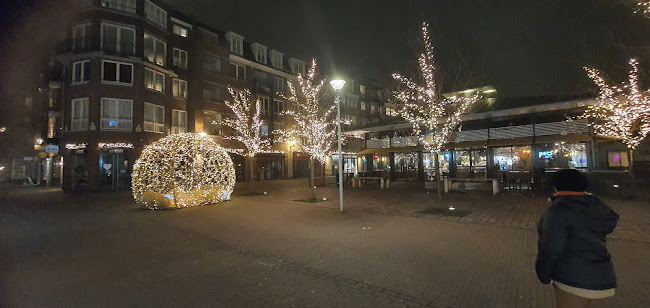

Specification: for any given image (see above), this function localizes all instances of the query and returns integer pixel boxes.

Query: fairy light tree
[636,1,650,17]
[392,22,479,200]
[275,59,337,200]
[581,58,650,174]
[218,87,270,194]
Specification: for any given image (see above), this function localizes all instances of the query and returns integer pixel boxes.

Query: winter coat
[535,194,619,290]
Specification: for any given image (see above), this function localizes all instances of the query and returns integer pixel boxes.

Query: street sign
[45,145,59,154]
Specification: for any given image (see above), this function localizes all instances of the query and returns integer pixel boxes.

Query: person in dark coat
[535,169,619,307]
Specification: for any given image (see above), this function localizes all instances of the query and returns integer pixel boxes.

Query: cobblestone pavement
[1,181,649,307]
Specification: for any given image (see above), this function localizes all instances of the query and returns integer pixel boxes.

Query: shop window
[608,151,629,168]
[537,142,588,169]
[493,146,532,171]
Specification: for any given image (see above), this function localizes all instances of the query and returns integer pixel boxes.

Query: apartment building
[48,0,310,192]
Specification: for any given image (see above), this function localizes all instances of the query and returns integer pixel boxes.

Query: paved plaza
[1,179,649,307]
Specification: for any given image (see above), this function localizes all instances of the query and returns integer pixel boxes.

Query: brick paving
[1,181,649,307]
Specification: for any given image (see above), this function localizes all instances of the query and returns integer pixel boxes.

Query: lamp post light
[330,79,346,212]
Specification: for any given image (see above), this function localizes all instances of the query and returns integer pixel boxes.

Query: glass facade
[537,142,588,169]
[493,146,532,171]
[455,149,487,178]
[423,151,450,180]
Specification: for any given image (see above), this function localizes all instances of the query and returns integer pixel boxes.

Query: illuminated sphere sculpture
[132,133,236,209]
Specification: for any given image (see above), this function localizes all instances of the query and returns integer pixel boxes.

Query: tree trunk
[248,156,255,194]
[434,152,442,201]
[309,158,315,200]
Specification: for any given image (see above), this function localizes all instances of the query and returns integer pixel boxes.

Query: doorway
[99,151,130,191]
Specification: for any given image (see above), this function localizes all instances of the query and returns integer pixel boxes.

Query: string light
[581,58,650,149]
[275,59,338,164]
[215,87,270,158]
[636,1,650,17]
[131,133,236,209]
[392,22,479,154]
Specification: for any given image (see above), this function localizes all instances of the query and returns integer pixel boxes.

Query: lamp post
[330,79,346,212]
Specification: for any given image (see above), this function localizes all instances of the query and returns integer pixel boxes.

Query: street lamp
[330,79,346,212]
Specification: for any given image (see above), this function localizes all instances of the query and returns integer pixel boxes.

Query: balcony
[101,39,136,57]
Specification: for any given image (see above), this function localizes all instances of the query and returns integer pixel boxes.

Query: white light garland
[636,1,650,17]
[66,143,87,150]
[98,142,134,149]
[216,87,270,158]
[581,58,650,149]
[274,59,337,164]
[392,22,479,154]
[131,133,236,209]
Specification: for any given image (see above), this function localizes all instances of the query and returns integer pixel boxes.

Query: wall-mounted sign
[538,151,553,159]
[98,142,134,149]
[66,143,88,150]
[45,145,59,154]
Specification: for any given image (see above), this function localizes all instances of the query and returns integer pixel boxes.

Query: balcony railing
[144,47,165,66]
[100,0,136,14]
[101,39,135,57]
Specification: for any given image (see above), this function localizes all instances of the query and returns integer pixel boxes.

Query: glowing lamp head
[330,79,346,90]
[198,132,207,136]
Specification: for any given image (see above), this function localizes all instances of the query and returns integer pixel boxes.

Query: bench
[444,178,500,195]
[352,176,391,189]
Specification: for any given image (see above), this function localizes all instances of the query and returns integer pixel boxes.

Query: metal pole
[336,92,344,212]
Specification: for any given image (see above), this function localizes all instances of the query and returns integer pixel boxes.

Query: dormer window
[251,43,267,64]
[225,31,244,56]
[288,58,305,75]
[270,50,283,69]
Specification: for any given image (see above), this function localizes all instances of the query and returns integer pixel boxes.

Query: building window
[100,0,136,14]
[203,82,222,102]
[173,79,187,98]
[173,48,188,68]
[252,44,267,64]
[171,109,187,134]
[144,0,167,29]
[72,23,90,51]
[144,33,166,66]
[274,99,284,114]
[274,77,285,94]
[101,60,133,85]
[361,101,367,111]
[72,60,90,84]
[229,62,245,80]
[100,98,132,130]
[173,24,188,37]
[204,111,221,135]
[260,121,269,137]
[71,98,89,131]
[144,102,164,133]
[100,23,135,56]
[270,51,283,69]
[260,96,270,117]
[202,53,222,73]
[227,35,243,55]
[144,68,165,92]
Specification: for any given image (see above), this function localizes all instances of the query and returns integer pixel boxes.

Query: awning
[357,145,424,155]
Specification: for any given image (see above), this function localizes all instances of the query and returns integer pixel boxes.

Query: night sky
[164,0,650,97]
[1,0,650,114]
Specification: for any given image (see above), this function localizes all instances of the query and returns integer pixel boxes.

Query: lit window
[171,109,187,134]
[72,60,90,84]
[172,79,187,98]
[173,24,188,37]
[144,102,165,133]
[260,96,270,117]
[144,33,166,66]
[100,98,132,130]
[204,111,222,135]
[144,68,165,92]
[101,60,133,85]
[71,98,89,131]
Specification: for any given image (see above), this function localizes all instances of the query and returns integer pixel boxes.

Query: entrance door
[99,151,130,191]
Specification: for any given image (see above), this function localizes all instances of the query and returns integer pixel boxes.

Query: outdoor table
[352,176,391,189]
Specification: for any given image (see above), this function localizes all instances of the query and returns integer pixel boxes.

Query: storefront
[423,151,450,180]
[453,148,487,178]
[256,153,285,180]
[493,146,532,171]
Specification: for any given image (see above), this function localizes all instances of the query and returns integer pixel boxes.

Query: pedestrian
[535,169,619,308]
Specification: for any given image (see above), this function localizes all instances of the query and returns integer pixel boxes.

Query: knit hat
[551,169,589,192]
